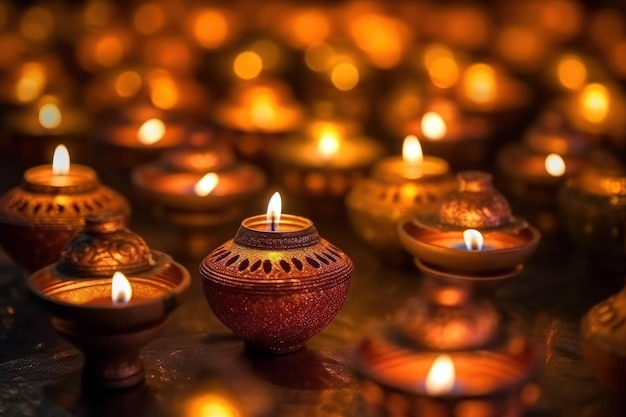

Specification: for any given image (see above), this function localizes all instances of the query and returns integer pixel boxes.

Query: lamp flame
[402,135,423,165]
[39,103,61,129]
[266,192,282,231]
[52,144,70,176]
[137,118,166,145]
[581,83,609,124]
[464,63,497,104]
[421,112,447,140]
[317,127,340,158]
[194,172,219,196]
[463,229,484,251]
[425,355,455,395]
[111,271,132,304]
[545,153,566,177]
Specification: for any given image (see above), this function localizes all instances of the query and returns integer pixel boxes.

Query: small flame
[52,144,70,176]
[137,118,166,145]
[425,355,455,395]
[464,63,497,104]
[545,153,566,177]
[317,127,340,158]
[580,83,609,124]
[111,271,132,304]
[250,97,276,129]
[421,112,447,140]
[402,135,423,165]
[463,229,484,251]
[266,192,282,230]
[38,103,62,129]
[194,172,219,196]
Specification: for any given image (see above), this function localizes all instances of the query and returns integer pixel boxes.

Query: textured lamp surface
[199,214,353,354]
[0,170,130,272]
[28,214,190,389]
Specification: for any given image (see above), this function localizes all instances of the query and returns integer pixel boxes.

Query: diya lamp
[28,214,190,389]
[559,163,626,272]
[212,78,304,165]
[346,135,456,263]
[199,192,353,354]
[353,281,542,417]
[0,144,130,272]
[97,104,187,170]
[131,135,267,258]
[497,111,588,235]
[581,281,626,395]
[400,96,492,170]
[6,94,91,166]
[397,170,541,285]
[273,118,383,213]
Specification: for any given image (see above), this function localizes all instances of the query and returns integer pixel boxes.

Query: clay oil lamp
[497,112,587,235]
[7,94,91,165]
[0,144,130,272]
[97,104,187,169]
[346,135,456,263]
[401,96,492,170]
[212,78,305,164]
[582,281,626,394]
[28,214,190,389]
[354,276,542,417]
[273,118,383,208]
[398,171,540,285]
[199,192,353,354]
[132,136,267,257]
[559,163,626,272]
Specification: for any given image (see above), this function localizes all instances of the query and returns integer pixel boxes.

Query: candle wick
[270,214,276,232]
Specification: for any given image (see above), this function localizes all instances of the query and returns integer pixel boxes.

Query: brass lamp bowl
[28,215,190,389]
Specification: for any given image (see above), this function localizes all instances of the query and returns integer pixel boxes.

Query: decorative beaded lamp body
[199,214,353,354]
[0,167,129,272]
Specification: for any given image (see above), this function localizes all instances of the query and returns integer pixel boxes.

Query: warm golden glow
[84,0,112,28]
[16,62,46,103]
[250,92,277,129]
[250,39,280,71]
[52,144,70,176]
[233,51,262,80]
[194,173,219,196]
[149,73,179,110]
[134,2,164,35]
[330,62,359,91]
[20,6,54,41]
[95,34,123,67]
[266,192,282,229]
[424,44,459,89]
[464,63,497,104]
[463,229,484,251]
[402,135,423,166]
[192,9,228,49]
[545,153,566,177]
[557,55,587,90]
[305,42,334,72]
[421,112,447,141]
[112,271,132,304]
[289,10,329,48]
[115,70,142,98]
[137,118,166,145]
[580,83,610,124]
[425,355,455,395]
[317,127,340,158]
[39,102,62,129]
[349,14,405,68]
[184,394,241,417]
